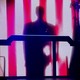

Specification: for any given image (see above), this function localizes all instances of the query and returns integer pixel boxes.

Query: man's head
[36,6,44,20]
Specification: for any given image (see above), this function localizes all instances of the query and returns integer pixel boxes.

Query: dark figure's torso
[24,21,53,77]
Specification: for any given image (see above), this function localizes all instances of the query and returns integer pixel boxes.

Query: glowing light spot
[43,45,50,56]
[45,62,52,76]
[56,61,59,76]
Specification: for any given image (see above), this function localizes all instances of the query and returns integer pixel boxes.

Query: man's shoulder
[24,22,36,29]
[44,22,55,34]
[44,22,54,29]
[25,22,33,27]
[44,21,54,26]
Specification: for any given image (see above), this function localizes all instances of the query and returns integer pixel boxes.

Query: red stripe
[7,0,17,76]
[55,0,63,34]
[40,0,46,21]
[59,60,67,76]
[23,0,31,24]
[55,0,63,25]
[55,0,67,76]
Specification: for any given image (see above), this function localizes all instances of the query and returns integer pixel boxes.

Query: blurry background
[0,0,76,76]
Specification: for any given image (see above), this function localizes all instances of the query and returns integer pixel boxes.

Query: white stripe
[31,0,39,22]
[0,0,8,76]
[15,0,26,76]
[46,0,56,76]
[56,61,59,76]
[46,0,56,25]
[45,62,53,76]
[59,0,73,67]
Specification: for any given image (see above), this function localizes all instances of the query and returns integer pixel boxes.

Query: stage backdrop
[0,0,75,76]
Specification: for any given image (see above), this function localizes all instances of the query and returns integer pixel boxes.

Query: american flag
[0,0,75,76]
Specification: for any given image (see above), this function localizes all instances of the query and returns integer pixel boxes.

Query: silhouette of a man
[23,6,54,77]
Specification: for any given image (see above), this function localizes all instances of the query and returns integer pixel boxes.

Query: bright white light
[59,42,72,68]
[56,61,59,76]
[45,0,56,75]
[59,0,73,67]
[62,0,73,38]
[43,45,50,56]
[45,62,52,76]
[46,0,56,25]
[0,0,8,76]
[15,0,26,76]
[31,0,39,22]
